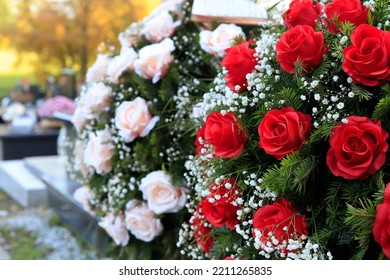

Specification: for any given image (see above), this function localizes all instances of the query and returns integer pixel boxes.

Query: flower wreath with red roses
[67,0,225,259]
[178,0,390,260]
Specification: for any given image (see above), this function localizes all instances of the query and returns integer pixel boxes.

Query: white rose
[98,213,129,247]
[107,46,138,83]
[80,82,111,119]
[83,129,114,174]
[139,170,187,214]
[199,23,244,57]
[134,38,175,84]
[86,54,111,83]
[115,97,160,143]
[124,200,163,242]
[141,11,179,43]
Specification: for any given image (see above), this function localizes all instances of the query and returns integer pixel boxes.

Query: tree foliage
[1,0,159,81]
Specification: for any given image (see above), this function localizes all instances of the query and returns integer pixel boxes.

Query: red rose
[201,179,241,230]
[190,205,214,253]
[282,0,322,29]
[252,198,308,246]
[342,24,390,87]
[204,112,247,158]
[258,107,311,160]
[326,116,389,180]
[276,25,327,74]
[221,40,257,92]
[373,184,390,259]
[324,0,368,34]
[195,124,206,156]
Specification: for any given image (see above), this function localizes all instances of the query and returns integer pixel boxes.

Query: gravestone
[24,156,109,252]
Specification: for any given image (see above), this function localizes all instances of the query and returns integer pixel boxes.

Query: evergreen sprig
[261,153,318,195]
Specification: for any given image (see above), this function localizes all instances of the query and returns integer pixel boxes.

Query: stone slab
[0,160,47,208]
[24,155,109,252]
[0,245,10,260]
[24,155,68,178]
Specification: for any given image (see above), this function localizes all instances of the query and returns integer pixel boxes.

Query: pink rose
[73,139,93,178]
[141,11,179,43]
[115,97,160,143]
[107,46,138,83]
[134,38,175,83]
[98,213,129,247]
[71,106,89,133]
[73,186,94,215]
[83,129,114,174]
[86,54,111,83]
[139,170,187,214]
[124,200,164,242]
[200,23,244,57]
[79,82,111,119]
[118,22,142,48]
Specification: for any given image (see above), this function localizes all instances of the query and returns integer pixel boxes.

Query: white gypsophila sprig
[253,229,332,260]
[202,31,280,118]
[297,61,355,125]
[234,172,277,246]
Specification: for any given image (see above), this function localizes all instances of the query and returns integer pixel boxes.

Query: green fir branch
[274,87,304,110]
[261,153,318,195]
[344,198,376,258]
[351,84,374,102]
[210,227,244,259]
[340,22,356,37]
[309,123,335,142]
[372,172,386,205]
[311,58,332,78]
[381,83,390,96]
[372,95,390,120]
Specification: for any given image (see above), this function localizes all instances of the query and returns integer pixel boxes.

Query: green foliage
[311,58,332,78]
[273,87,303,110]
[0,228,49,260]
[351,84,374,102]
[261,153,318,195]
[210,227,244,259]
[307,123,334,143]
[344,198,376,259]
[370,0,390,30]
[372,84,390,131]
[340,22,356,37]
[89,174,107,191]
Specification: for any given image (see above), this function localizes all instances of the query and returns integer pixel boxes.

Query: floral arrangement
[37,95,75,119]
[178,0,390,260]
[68,0,261,259]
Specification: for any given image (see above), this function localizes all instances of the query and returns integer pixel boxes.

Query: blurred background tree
[0,0,161,97]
